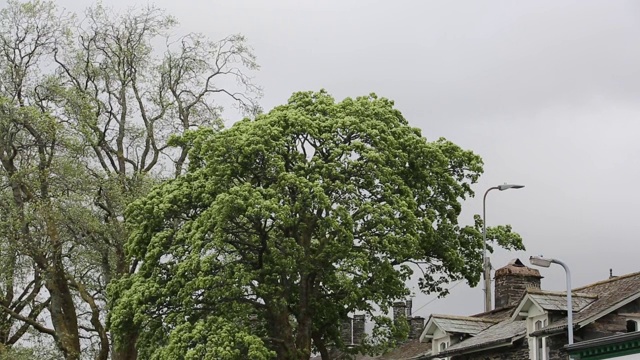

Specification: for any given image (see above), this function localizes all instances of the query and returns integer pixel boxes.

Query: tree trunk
[47,268,81,360]
[312,332,330,360]
[45,213,81,360]
[112,338,138,360]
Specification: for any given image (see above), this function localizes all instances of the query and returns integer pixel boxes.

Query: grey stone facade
[449,331,570,360]
[452,343,529,360]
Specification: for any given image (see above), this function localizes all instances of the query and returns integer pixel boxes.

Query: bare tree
[0,1,260,359]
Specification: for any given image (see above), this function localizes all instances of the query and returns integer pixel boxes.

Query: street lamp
[529,256,574,345]
[482,184,524,313]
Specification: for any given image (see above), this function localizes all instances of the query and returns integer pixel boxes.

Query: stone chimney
[408,316,425,340]
[353,315,365,344]
[392,301,407,323]
[494,258,542,309]
[340,317,352,345]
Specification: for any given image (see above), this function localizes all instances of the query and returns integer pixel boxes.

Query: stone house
[368,258,640,360]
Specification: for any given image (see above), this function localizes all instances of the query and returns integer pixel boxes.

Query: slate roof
[470,305,516,320]
[308,339,432,360]
[531,271,640,336]
[431,320,527,358]
[371,339,431,360]
[526,289,597,312]
[427,314,498,335]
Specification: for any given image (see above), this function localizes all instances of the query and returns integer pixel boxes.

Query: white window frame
[433,335,450,360]
[626,317,640,332]
[528,314,549,360]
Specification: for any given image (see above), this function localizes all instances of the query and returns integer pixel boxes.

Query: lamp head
[529,255,553,268]
[498,184,525,191]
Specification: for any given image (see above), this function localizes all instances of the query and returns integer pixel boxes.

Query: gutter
[565,331,640,353]
[530,323,577,337]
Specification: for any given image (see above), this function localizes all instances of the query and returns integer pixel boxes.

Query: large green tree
[112,90,524,360]
[0,1,259,358]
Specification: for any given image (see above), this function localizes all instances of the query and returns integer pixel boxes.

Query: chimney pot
[340,317,353,345]
[353,315,365,345]
[392,301,407,323]
[408,316,424,340]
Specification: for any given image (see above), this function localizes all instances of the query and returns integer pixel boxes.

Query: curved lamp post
[482,184,524,313]
[529,256,574,346]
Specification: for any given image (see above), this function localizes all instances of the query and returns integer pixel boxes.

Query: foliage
[113,90,524,360]
[0,0,260,359]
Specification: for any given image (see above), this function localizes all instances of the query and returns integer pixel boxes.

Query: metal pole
[552,259,573,345]
[482,187,498,313]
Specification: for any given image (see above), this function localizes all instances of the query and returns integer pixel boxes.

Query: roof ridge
[432,314,500,323]
[526,288,598,298]
[573,271,640,292]
[470,305,515,318]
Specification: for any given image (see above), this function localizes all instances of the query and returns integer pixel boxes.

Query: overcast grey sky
[57,0,640,317]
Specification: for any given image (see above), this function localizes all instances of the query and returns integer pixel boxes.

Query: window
[627,320,638,332]
[438,341,449,360]
[533,320,550,360]
[433,337,450,360]
[439,341,448,352]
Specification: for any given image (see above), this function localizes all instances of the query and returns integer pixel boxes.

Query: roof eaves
[577,290,640,328]
[534,289,640,337]
[419,315,439,341]
[510,294,544,321]
[433,333,527,358]
[529,323,574,337]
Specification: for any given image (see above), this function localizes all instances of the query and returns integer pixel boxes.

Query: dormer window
[433,336,450,359]
[436,338,450,360]
[439,341,447,352]
[527,313,549,360]
[534,319,549,360]
[627,319,638,332]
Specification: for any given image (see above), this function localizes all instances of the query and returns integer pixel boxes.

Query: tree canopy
[0,0,259,358]
[112,90,524,360]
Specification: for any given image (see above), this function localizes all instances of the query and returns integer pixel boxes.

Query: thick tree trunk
[45,213,81,360]
[47,266,81,360]
[112,338,138,360]
[295,309,313,360]
[312,332,330,360]
[267,309,303,360]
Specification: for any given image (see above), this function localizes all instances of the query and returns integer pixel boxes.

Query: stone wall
[581,312,628,340]
[450,335,571,360]
[451,341,530,360]
[577,299,640,340]
[547,334,569,360]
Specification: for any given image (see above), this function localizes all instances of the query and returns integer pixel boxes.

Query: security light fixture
[529,255,553,268]
[498,184,525,191]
